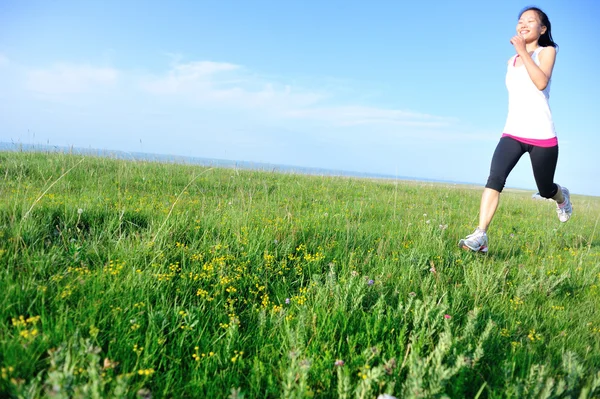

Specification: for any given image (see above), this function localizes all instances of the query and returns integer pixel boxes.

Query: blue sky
[1,0,599,196]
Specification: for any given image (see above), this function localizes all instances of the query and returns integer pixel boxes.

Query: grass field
[1,151,599,398]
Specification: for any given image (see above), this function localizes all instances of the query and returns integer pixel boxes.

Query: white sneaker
[458,228,488,253]
[556,186,573,223]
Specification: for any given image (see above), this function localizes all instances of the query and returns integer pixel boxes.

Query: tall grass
[1,151,599,398]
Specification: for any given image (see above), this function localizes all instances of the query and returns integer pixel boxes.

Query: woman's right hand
[510,35,527,56]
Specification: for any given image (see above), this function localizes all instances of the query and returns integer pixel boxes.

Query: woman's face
[517,10,547,43]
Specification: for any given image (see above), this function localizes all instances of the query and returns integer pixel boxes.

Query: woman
[459,6,572,254]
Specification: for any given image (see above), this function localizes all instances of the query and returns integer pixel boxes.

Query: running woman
[459,6,572,253]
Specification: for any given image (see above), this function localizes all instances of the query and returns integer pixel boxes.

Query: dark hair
[519,6,558,48]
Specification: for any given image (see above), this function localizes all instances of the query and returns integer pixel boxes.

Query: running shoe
[556,186,573,223]
[458,228,488,253]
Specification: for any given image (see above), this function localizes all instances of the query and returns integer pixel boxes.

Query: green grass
[1,151,599,398]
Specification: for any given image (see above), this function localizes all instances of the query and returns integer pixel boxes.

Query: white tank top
[502,47,556,141]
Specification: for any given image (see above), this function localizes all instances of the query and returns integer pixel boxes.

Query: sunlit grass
[1,151,599,398]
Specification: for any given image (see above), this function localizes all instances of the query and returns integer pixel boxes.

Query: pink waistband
[502,133,558,148]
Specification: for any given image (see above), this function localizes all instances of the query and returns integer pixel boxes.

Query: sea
[0,141,476,187]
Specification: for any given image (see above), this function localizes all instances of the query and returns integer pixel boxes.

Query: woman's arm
[511,36,557,90]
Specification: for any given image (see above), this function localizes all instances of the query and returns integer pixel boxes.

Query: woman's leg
[529,144,559,199]
[529,144,572,221]
[478,188,500,231]
[552,189,564,204]
[460,137,525,252]
[481,137,526,230]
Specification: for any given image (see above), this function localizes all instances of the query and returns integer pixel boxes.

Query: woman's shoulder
[537,46,557,63]
[538,46,557,57]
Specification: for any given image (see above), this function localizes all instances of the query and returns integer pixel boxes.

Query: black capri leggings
[485,136,559,198]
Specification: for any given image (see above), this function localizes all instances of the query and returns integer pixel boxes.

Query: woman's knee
[485,175,506,192]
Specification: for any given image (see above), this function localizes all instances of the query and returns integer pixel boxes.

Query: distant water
[0,142,475,186]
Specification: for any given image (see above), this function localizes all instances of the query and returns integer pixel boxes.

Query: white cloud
[139,60,460,130]
[141,61,239,94]
[0,53,8,66]
[18,59,461,134]
[26,64,118,95]
[140,60,324,112]
[286,105,458,128]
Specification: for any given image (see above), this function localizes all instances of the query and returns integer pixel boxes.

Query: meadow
[1,151,599,399]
